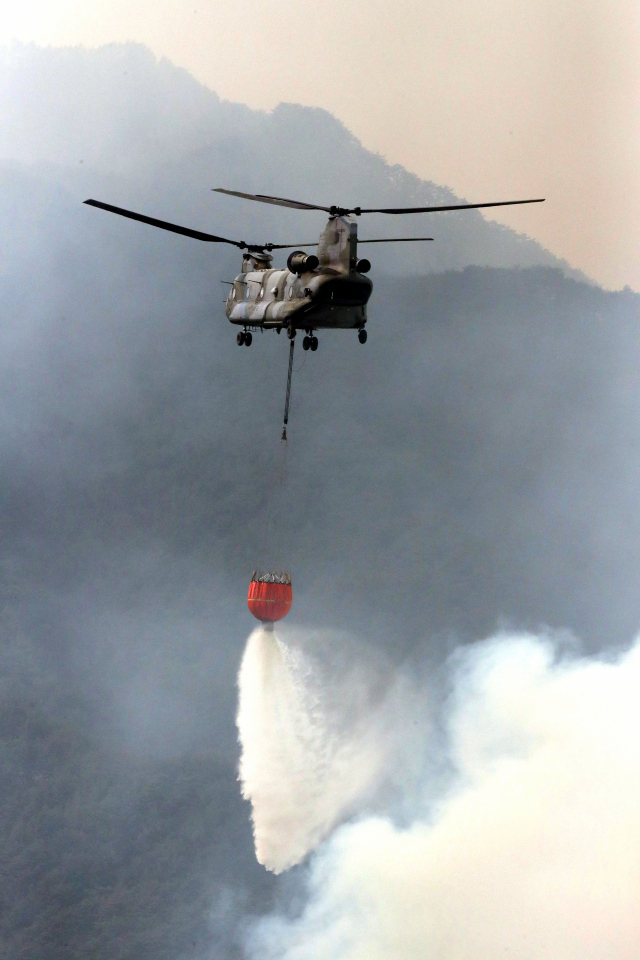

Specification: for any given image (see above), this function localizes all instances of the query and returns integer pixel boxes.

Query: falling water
[236,625,387,873]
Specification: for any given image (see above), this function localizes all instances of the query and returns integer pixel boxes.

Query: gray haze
[5,0,639,291]
[1,40,640,960]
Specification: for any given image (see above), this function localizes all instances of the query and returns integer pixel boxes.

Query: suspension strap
[281,338,296,443]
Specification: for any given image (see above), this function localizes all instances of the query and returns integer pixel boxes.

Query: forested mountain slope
[0,41,638,960]
[1,42,581,278]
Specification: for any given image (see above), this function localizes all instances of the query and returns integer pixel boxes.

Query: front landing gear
[358,328,367,344]
[237,330,252,346]
[303,335,319,352]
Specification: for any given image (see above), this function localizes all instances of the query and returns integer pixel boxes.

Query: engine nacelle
[287,251,319,274]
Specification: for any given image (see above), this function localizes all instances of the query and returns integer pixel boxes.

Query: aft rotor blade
[214,188,331,213]
[266,242,319,250]
[359,198,545,214]
[84,199,244,247]
[358,236,434,244]
[214,189,544,217]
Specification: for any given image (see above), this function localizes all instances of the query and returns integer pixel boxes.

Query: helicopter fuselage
[84,190,543,344]
[225,216,372,333]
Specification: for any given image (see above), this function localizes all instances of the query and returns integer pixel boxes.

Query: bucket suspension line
[255,337,296,590]
[281,338,295,443]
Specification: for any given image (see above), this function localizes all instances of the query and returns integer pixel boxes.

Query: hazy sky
[2,0,639,290]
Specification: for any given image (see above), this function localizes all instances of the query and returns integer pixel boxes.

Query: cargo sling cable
[248,339,296,625]
[281,338,295,444]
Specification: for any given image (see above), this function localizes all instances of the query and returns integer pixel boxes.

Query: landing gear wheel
[244,331,253,346]
[310,336,319,351]
[358,328,368,344]
[287,325,296,340]
[236,331,245,346]
[302,335,311,351]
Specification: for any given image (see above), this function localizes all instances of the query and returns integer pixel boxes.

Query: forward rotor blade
[84,199,244,247]
[358,237,434,244]
[359,198,545,214]
[213,188,331,213]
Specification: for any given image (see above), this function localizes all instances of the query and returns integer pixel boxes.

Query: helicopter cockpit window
[231,287,236,300]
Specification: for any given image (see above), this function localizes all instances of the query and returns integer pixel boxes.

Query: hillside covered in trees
[0,42,639,960]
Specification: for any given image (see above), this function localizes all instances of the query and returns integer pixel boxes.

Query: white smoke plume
[236,625,404,874]
[245,632,640,960]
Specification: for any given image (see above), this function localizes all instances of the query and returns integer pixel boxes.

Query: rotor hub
[329,206,361,217]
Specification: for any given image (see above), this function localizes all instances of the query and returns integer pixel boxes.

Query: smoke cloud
[3,44,640,955]
[236,626,400,874]
[246,633,640,959]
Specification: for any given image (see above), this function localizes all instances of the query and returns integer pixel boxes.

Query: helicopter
[84,189,544,351]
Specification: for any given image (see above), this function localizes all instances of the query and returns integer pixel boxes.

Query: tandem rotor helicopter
[84,188,544,352]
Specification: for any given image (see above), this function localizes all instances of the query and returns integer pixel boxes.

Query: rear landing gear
[237,331,245,345]
[358,328,367,344]
[310,336,318,351]
[287,325,296,340]
[303,335,319,351]
[237,330,253,346]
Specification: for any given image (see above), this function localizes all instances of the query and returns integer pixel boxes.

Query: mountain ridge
[0,40,586,281]
[1,40,638,960]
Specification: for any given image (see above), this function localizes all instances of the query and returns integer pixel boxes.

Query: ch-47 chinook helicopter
[84,188,544,351]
